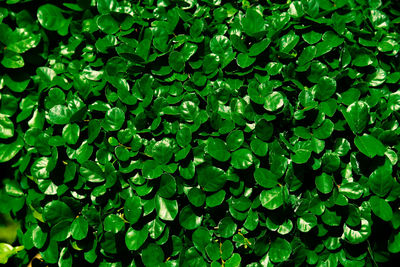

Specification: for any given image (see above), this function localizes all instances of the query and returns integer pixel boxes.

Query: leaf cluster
[1,0,400,266]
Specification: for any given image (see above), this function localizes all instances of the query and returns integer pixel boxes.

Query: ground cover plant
[1,0,400,266]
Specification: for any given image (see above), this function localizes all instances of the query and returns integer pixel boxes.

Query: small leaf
[354,134,386,158]
[207,138,230,162]
[260,187,284,210]
[315,173,333,194]
[169,51,185,72]
[370,196,393,221]
[269,237,292,263]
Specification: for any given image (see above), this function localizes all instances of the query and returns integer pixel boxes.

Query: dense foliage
[1,0,400,266]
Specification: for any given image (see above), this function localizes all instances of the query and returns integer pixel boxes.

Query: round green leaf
[297,214,317,232]
[237,53,255,68]
[315,76,336,101]
[210,35,231,56]
[315,173,334,194]
[104,214,125,233]
[70,217,88,240]
[141,243,164,267]
[231,149,253,169]
[343,101,369,134]
[218,217,237,238]
[254,168,278,188]
[158,174,176,198]
[264,92,284,112]
[355,134,386,158]
[269,237,292,263]
[62,123,80,145]
[37,4,67,31]
[103,107,125,131]
[198,166,227,192]
[169,51,185,72]
[43,200,74,226]
[155,195,178,221]
[226,130,244,151]
[188,188,205,207]
[125,226,148,251]
[48,105,71,125]
[370,196,393,221]
[260,187,284,210]
[207,138,230,162]
[176,127,192,147]
[179,205,202,230]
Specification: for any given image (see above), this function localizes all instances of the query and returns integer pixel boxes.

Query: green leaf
[80,161,104,183]
[103,107,124,131]
[292,149,311,164]
[218,217,237,238]
[269,237,291,263]
[97,0,116,14]
[0,243,23,264]
[104,214,125,233]
[198,166,227,192]
[210,35,231,56]
[97,14,119,34]
[62,124,80,145]
[179,205,202,230]
[70,217,88,240]
[254,168,278,188]
[32,225,47,249]
[344,218,371,244]
[231,149,253,169]
[353,53,374,67]
[142,243,164,267]
[264,92,284,111]
[237,53,255,68]
[37,4,68,31]
[343,101,369,134]
[0,116,14,139]
[388,231,400,253]
[315,173,333,194]
[155,195,178,221]
[158,174,176,199]
[297,214,317,232]
[1,51,24,68]
[152,138,174,165]
[43,200,74,226]
[169,51,185,72]
[31,157,51,179]
[260,187,284,210]
[176,127,192,147]
[192,227,212,254]
[48,105,71,125]
[354,134,386,158]
[125,195,142,224]
[297,46,317,65]
[370,196,393,221]
[206,190,226,207]
[314,76,336,101]
[226,130,244,151]
[207,138,230,162]
[188,188,205,207]
[250,139,268,156]
[203,54,220,74]
[339,182,364,199]
[280,31,300,53]
[242,7,265,37]
[125,226,148,251]
[50,221,71,241]
[369,161,393,197]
